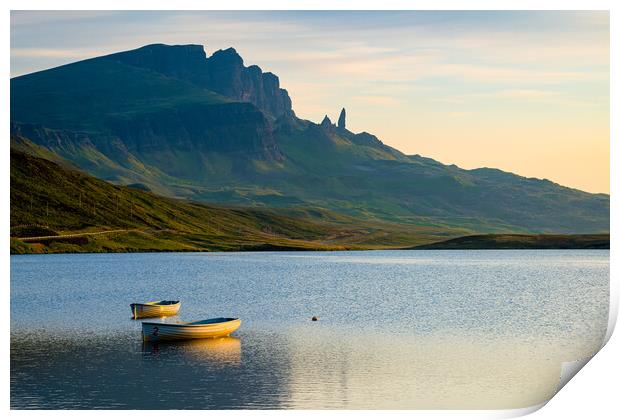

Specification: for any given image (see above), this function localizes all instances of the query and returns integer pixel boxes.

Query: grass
[12,149,607,254]
[11,149,454,254]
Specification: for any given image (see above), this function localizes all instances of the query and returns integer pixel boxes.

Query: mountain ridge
[105,43,293,119]
[10,43,609,234]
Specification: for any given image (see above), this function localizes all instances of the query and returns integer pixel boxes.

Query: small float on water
[130,300,181,319]
[142,317,241,342]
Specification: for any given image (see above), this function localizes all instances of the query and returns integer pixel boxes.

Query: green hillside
[11,148,458,254]
[10,43,610,234]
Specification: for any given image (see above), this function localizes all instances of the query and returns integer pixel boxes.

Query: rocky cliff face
[105,44,293,119]
[11,122,94,150]
[204,48,293,119]
[108,102,281,160]
[11,100,283,183]
[10,46,285,182]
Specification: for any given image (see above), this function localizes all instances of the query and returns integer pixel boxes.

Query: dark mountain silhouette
[10,43,609,233]
[108,44,293,119]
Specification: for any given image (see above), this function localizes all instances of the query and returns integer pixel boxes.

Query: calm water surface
[11,250,609,409]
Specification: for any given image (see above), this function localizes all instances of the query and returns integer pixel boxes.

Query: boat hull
[142,318,241,342]
[130,301,181,319]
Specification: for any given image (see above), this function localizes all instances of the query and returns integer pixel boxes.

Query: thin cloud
[434,64,594,84]
[447,111,474,117]
[10,11,121,27]
[11,47,106,59]
[351,95,401,107]
[490,90,561,99]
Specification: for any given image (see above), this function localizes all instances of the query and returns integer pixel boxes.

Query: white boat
[130,300,181,319]
[142,317,241,341]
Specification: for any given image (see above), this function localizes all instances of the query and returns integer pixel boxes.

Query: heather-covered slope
[11,148,458,253]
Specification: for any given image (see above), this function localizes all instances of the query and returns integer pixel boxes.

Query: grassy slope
[11,149,458,254]
[10,47,609,234]
[275,125,610,233]
[411,234,610,250]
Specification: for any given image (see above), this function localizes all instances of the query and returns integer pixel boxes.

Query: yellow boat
[130,300,181,319]
[142,317,241,342]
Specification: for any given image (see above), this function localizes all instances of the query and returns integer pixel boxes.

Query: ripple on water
[10,250,609,409]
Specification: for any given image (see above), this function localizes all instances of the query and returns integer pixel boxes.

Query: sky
[10,11,610,193]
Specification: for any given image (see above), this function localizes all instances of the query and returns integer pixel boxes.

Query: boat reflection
[142,336,242,366]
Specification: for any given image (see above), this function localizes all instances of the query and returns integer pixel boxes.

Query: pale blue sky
[10,11,610,192]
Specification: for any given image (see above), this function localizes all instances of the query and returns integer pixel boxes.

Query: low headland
[411,234,609,250]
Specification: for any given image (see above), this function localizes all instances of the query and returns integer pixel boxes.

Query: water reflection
[11,331,292,409]
[283,329,567,409]
[142,337,242,366]
[10,250,609,409]
[11,329,580,409]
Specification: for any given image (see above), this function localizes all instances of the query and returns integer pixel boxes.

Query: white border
[3,1,617,419]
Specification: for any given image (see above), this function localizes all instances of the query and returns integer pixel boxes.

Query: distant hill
[11,148,457,254]
[10,43,609,234]
[411,234,609,250]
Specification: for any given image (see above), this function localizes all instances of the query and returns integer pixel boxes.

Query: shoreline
[10,233,610,255]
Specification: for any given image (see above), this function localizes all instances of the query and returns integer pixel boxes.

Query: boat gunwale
[130,300,180,307]
[141,318,239,327]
